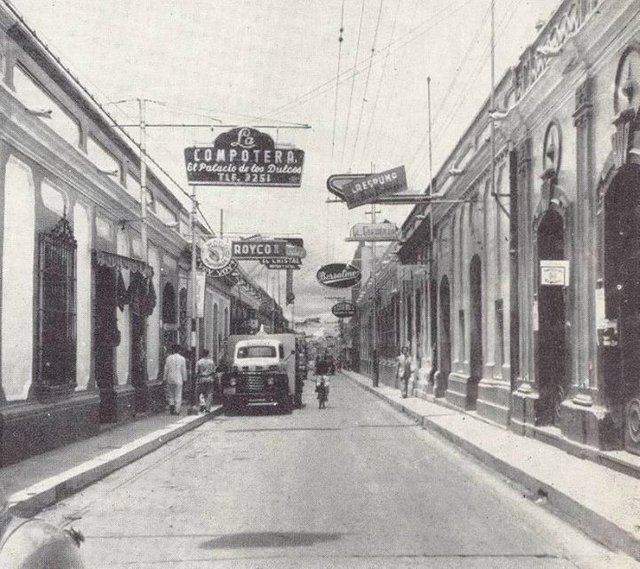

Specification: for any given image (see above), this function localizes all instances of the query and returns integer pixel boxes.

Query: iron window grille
[37,215,77,396]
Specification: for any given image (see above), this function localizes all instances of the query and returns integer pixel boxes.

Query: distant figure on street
[196,349,216,413]
[164,344,187,415]
[396,346,412,398]
[316,375,329,409]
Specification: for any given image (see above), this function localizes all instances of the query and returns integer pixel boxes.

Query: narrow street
[37,376,625,569]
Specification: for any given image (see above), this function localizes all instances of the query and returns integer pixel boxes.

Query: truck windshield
[237,346,277,358]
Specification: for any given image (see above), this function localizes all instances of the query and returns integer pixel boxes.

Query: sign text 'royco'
[232,240,287,259]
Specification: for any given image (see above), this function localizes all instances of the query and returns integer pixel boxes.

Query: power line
[331,0,346,164]
[340,0,367,169]
[349,0,385,171]
[360,0,401,168]
[264,0,472,121]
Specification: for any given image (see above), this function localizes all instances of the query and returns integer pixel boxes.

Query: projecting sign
[332,301,357,318]
[346,222,400,242]
[232,240,287,260]
[199,257,238,278]
[184,127,305,187]
[260,257,302,270]
[200,238,232,270]
[326,173,368,201]
[317,263,362,288]
[340,165,407,209]
[540,260,570,286]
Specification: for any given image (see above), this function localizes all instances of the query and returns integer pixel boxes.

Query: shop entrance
[604,164,640,454]
[94,264,118,422]
[536,209,567,425]
[469,256,482,408]
[437,276,451,396]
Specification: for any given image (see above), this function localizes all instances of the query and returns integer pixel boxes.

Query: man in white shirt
[163,344,187,415]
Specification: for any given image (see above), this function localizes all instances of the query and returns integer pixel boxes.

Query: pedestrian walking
[396,346,412,398]
[164,344,187,415]
[196,349,216,413]
[316,375,329,409]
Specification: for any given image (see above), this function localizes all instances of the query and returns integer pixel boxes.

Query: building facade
[355,0,640,458]
[0,6,284,465]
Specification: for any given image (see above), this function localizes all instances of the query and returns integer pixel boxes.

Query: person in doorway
[196,349,216,413]
[396,346,412,398]
[164,344,187,415]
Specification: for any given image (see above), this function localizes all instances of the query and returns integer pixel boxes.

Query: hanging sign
[540,260,570,286]
[332,301,357,318]
[286,268,295,304]
[200,238,232,270]
[232,240,287,260]
[317,263,362,288]
[339,165,407,209]
[326,173,368,200]
[345,222,400,242]
[199,257,238,278]
[260,257,302,270]
[184,127,305,187]
[187,271,207,318]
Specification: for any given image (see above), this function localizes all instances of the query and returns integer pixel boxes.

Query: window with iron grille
[37,215,77,393]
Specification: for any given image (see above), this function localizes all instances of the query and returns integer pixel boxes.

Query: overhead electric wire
[340,0,367,169]
[264,0,472,121]
[359,0,401,168]
[406,0,517,184]
[404,2,492,177]
[331,0,346,163]
[348,0,384,171]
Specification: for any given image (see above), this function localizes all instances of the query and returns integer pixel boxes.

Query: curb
[345,372,640,561]
[8,407,223,517]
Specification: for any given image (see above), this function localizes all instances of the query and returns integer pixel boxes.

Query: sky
[13,0,560,332]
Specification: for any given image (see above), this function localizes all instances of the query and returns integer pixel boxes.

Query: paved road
[38,374,634,568]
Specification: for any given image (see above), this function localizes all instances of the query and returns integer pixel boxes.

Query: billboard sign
[339,166,407,209]
[184,127,305,187]
[332,301,357,318]
[232,240,287,260]
[345,222,400,242]
[317,263,362,288]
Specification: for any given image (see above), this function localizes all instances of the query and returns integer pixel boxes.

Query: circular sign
[201,238,232,270]
[332,301,357,318]
[317,263,361,288]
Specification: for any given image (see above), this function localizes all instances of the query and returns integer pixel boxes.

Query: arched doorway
[469,256,483,408]
[436,276,451,397]
[536,208,567,425]
[604,163,640,453]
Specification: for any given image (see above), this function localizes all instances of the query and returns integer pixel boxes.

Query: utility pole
[189,184,199,413]
[138,99,148,264]
[366,198,381,387]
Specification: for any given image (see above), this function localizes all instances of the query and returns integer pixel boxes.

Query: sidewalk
[0,405,222,516]
[344,369,640,561]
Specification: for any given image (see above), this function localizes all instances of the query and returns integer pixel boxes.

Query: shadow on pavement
[201,531,342,549]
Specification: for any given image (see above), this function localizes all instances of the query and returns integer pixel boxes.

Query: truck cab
[221,333,296,413]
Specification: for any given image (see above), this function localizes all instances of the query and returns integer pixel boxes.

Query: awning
[93,250,154,279]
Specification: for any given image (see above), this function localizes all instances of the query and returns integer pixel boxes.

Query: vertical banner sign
[188,271,207,318]
[286,268,295,305]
